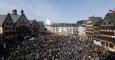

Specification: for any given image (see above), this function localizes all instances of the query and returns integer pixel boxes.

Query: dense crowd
[7,34,108,60]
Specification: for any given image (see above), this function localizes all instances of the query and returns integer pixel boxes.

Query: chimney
[12,9,17,15]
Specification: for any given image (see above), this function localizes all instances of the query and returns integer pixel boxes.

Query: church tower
[45,18,51,31]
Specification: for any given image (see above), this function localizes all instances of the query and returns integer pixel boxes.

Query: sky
[0,0,115,23]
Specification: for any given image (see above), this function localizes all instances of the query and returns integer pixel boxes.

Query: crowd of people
[7,33,111,60]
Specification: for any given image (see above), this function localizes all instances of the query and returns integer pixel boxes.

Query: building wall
[93,26,100,40]
[78,26,86,36]
[86,20,93,40]
[51,26,77,35]
[16,16,30,27]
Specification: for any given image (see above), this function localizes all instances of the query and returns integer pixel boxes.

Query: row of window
[4,27,14,31]
[103,21,112,25]
[6,23,13,26]
[19,22,27,25]
[4,32,14,35]
[100,32,114,36]
[100,27,115,30]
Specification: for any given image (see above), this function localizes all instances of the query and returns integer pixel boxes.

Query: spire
[21,9,24,15]
[46,18,51,25]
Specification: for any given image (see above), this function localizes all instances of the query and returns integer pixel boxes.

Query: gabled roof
[104,12,115,25]
[10,14,20,23]
[0,15,6,25]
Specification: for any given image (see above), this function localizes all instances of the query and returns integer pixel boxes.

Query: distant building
[77,20,86,36]
[86,16,102,40]
[29,20,39,35]
[51,23,77,35]
[93,19,103,41]
[37,21,45,33]
[0,9,45,48]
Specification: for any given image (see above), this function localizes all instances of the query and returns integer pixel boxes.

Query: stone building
[0,13,15,47]
[99,10,115,51]
[11,9,31,35]
[0,9,45,48]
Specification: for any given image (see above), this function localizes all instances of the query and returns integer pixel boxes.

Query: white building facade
[78,26,86,36]
[51,23,77,35]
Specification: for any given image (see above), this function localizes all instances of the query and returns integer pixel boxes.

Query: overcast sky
[0,0,115,23]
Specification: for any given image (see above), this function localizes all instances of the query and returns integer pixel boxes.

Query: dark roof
[10,15,20,23]
[104,12,115,25]
[77,20,86,26]
[89,16,102,20]
[88,16,102,25]
[94,19,103,26]
[0,15,6,25]
[37,21,44,26]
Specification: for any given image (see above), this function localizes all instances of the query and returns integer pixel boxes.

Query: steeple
[21,9,24,15]
[46,18,51,25]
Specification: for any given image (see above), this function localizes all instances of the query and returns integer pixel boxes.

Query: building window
[7,23,9,25]
[103,22,106,25]
[108,21,111,24]
[10,23,12,25]
[5,27,7,30]
[8,27,11,30]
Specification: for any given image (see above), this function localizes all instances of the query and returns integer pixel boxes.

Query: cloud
[0,0,115,23]
[0,0,60,22]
